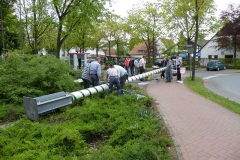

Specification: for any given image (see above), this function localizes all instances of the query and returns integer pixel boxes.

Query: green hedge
[0,54,79,104]
[0,94,173,160]
[221,58,240,69]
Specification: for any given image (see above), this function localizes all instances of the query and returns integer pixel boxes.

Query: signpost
[180,67,186,74]
[177,67,186,83]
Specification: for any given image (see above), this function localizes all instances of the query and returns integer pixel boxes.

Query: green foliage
[104,60,113,67]
[0,93,173,159]
[221,58,240,69]
[0,104,24,123]
[0,54,79,104]
[0,0,19,55]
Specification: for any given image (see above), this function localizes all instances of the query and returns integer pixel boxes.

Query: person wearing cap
[105,64,121,96]
[176,54,182,81]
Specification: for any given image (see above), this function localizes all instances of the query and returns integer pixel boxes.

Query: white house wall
[201,39,240,59]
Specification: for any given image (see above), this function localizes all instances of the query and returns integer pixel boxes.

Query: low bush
[0,54,79,104]
[0,94,173,159]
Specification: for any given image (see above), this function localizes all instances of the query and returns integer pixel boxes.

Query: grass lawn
[184,76,240,115]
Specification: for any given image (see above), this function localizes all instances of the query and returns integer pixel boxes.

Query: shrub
[0,94,173,159]
[0,54,79,104]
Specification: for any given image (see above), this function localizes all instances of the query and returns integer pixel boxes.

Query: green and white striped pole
[70,67,166,101]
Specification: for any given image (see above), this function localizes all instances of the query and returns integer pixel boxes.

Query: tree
[65,15,94,53]
[213,4,240,58]
[160,0,218,80]
[101,13,120,57]
[127,1,163,63]
[19,0,53,54]
[52,0,109,59]
[111,19,130,57]
[0,0,19,55]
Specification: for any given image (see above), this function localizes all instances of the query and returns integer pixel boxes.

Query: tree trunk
[234,34,237,58]
[108,40,111,57]
[192,0,199,81]
[96,45,99,57]
[56,25,62,59]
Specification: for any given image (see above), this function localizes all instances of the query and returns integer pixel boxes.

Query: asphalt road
[129,68,240,104]
[185,69,240,104]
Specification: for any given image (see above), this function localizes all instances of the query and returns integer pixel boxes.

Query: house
[129,43,148,58]
[129,38,175,58]
[200,36,240,59]
[103,48,117,58]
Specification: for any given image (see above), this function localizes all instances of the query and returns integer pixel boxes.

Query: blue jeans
[90,74,99,86]
[125,66,129,74]
[109,77,121,96]
[166,67,171,82]
[83,78,90,89]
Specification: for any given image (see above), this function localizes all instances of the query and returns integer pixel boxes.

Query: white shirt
[176,57,182,66]
[139,58,146,69]
[106,67,120,78]
[114,65,127,77]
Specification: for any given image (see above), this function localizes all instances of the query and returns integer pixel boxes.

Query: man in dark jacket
[160,57,167,79]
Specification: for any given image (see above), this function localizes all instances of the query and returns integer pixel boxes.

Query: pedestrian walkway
[146,75,240,160]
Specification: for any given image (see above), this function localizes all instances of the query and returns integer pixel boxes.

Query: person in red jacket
[124,57,130,75]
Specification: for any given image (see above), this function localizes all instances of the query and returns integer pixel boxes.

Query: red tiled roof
[103,48,116,56]
[129,43,148,56]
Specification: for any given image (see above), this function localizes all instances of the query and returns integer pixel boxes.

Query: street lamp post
[187,45,193,77]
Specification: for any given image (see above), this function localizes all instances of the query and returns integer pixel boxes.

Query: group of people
[80,55,181,95]
[114,56,146,76]
[157,55,182,82]
[81,57,128,96]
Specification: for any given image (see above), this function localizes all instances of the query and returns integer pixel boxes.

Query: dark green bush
[0,54,79,104]
[0,94,173,159]
[221,58,240,69]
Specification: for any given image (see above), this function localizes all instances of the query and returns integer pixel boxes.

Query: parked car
[206,60,226,71]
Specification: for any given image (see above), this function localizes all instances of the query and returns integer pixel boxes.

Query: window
[208,55,218,60]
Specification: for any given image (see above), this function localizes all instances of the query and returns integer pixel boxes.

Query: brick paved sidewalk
[147,75,240,160]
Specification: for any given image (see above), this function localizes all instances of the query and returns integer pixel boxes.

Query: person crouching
[106,64,121,96]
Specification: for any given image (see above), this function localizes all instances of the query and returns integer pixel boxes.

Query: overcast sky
[108,0,239,18]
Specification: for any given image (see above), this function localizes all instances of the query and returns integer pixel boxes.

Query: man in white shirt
[139,56,146,74]
[105,64,121,96]
[114,65,128,94]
